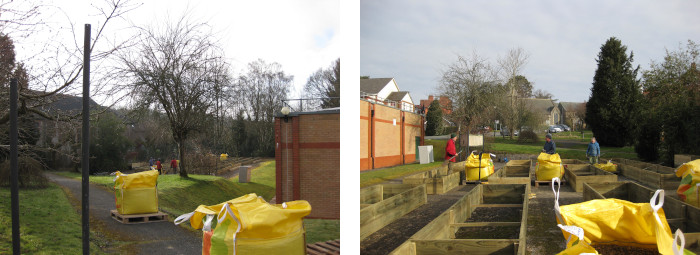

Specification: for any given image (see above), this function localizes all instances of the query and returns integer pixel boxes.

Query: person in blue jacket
[542,133,556,154]
[587,137,601,164]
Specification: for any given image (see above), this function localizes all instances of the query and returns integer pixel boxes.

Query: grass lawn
[55,160,339,244]
[304,219,340,244]
[424,139,447,160]
[360,161,443,188]
[0,184,104,254]
[490,136,638,160]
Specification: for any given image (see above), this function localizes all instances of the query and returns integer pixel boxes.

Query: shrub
[517,130,539,144]
[0,156,48,188]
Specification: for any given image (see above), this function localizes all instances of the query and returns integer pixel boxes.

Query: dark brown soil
[465,207,522,222]
[454,226,520,239]
[591,244,660,255]
[359,184,476,255]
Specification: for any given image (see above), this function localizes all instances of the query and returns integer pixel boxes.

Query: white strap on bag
[673,229,686,255]
[202,214,215,232]
[552,177,565,225]
[557,224,597,255]
[174,211,195,225]
[650,189,665,224]
[218,203,243,255]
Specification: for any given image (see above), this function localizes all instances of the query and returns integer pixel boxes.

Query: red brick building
[417,95,452,115]
[275,108,339,219]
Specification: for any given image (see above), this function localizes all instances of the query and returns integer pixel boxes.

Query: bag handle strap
[218,203,243,255]
[650,189,665,224]
[552,177,565,225]
[557,224,584,246]
[673,229,685,255]
[174,211,195,225]
[202,214,215,232]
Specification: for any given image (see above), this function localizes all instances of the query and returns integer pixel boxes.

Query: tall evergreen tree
[585,37,641,147]
[425,100,443,136]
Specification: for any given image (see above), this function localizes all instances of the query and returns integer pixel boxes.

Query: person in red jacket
[156,159,162,174]
[170,158,178,175]
[445,133,458,162]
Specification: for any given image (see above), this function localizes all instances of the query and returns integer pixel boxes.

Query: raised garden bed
[488,160,531,185]
[583,181,700,253]
[561,159,586,164]
[563,164,618,192]
[614,159,680,190]
[390,183,530,255]
[403,165,460,194]
[360,183,427,240]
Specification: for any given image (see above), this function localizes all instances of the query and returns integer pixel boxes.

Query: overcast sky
[361,0,700,103]
[11,0,339,102]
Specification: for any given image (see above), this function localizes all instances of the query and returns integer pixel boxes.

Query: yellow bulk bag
[174,193,311,255]
[676,160,700,207]
[220,153,229,161]
[594,161,618,173]
[113,170,159,215]
[465,153,494,181]
[551,177,677,254]
[536,152,564,181]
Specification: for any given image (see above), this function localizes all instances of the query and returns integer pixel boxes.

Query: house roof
[360,78,394,94]
[386,91,409,102]
[558,101,584,111]
[521,98,555,114]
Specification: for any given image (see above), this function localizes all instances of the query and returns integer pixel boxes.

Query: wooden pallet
[110,210,169,224]
[307,239,340,255]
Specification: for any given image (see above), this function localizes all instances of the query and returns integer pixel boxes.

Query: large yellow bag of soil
[536,152,564,181]
[174,193,311,255]
[676,159,700,207]
[551,177,681,254]
[114,170,159,215]
[465,152,494,181]
[594,161,618,173]
[555,224,694,255]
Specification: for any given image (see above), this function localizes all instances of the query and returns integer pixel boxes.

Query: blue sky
[361,0,700,103]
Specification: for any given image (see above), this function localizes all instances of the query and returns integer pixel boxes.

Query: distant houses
[359,77,415,112]
[520,98,585,129]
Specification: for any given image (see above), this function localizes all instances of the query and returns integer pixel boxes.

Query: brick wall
[275,112,340,219]
[360,99,424,171]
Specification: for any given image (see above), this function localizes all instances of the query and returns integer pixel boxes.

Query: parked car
[500,126,519,136]
[557,124,571,131]
[547,125,562,133]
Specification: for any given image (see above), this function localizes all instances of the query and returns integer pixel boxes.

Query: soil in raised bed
[591,244,660,255]
[465,207,522,222]
[483,195,523,204]
[454,225,520,239]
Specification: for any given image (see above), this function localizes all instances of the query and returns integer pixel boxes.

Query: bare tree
[533,89,554,99]
[235,59,292,156]
[1,0,139,168]
[439,53,500,133]
[303,58,340,110]
[497,48,530,139]
[118,14,230,177]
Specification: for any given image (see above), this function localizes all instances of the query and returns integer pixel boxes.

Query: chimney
[428,95,433,101]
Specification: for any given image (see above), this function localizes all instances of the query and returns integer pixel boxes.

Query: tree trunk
[177,139,188,178]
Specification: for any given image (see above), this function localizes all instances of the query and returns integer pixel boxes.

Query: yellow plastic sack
[174,194,311,255]
[220,153,229,161]
[536,153,564,181]
[594,161,618,172]
[113,170,159,215]
[556,225,599,255]
[676,160,700,207]
[465,153,494,181]
[551,177,676,254]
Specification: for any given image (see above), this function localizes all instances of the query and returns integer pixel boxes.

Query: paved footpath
[46,173,201,255]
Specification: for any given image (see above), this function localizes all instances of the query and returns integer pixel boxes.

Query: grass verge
[360,161,443,188]
[54,161,339,244]
[490,138,638,160]
[0,184,103,254]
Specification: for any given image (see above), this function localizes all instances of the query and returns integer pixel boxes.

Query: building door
[415,136,421,161]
